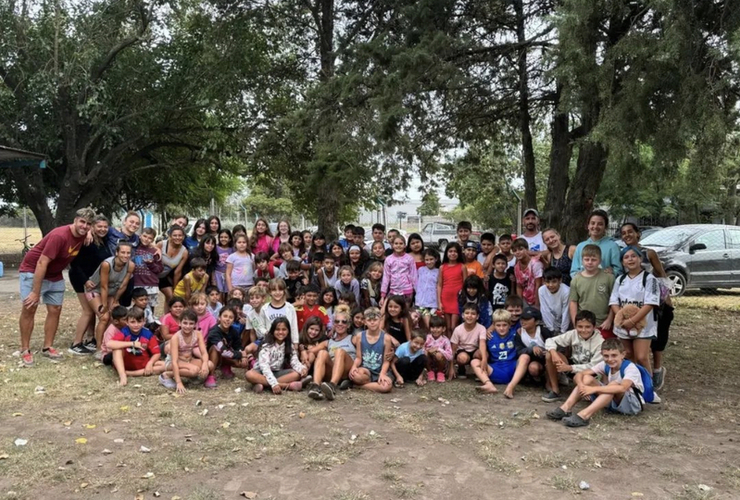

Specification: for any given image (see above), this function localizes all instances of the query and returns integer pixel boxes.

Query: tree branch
[90,2,151,83]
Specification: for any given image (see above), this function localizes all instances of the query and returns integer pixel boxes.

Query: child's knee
[456,353,470,365]
[528,363,542,377]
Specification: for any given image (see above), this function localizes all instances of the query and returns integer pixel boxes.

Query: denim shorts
[19,272,66,306]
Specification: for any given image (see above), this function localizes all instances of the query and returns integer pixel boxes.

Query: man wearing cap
[18,208,95,366]
[521,208,545,252]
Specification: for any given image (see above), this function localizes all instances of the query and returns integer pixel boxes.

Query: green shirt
[569,270,615,324]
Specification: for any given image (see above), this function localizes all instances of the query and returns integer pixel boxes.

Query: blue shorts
[489,360,516,385]
[19,272,66,306]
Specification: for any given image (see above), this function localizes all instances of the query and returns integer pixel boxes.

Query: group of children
[86,213,669,427]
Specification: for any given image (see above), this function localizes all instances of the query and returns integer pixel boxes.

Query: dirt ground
[0,284,739,500]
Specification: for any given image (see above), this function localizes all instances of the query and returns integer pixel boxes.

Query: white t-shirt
[538,284,571,334]
[262,302,299,344]
[609,271,660,339]
[522,232,545,252]
[591,361,644,394]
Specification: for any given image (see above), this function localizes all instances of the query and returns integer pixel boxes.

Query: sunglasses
[335,319,349,325]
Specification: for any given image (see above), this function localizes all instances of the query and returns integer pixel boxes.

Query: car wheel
[666,270,687,297]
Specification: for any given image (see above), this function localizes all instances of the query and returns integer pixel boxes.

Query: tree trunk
[9,168,55,235]
[543,83,572,230]
[513,0,536,209]
[560,140,608,244]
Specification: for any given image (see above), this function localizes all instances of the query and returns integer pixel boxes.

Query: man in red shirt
[19,208,95,366]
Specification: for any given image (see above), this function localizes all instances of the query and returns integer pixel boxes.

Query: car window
[641,227,696,247]
[693,230,725,251]
[421,224,432,233]
[728,229,740,250]
[437,223,455,231]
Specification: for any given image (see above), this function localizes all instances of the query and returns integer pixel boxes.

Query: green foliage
[242,185,294,222]
[417,192,441,217]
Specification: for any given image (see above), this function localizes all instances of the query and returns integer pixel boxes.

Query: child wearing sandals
[472,308,519,397]
[349,307,395,393]
[424,315,452,382]
[391,330,427,387]
[298,316,328,372]
[246,318,309,394]
[159,309,212,393]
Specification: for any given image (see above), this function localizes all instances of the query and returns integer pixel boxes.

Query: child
[284,260,305,303]
[380,236,418,303]
[349,307,395,393]
[347,245,370,279]
[99,305,128,365]
[228,287,246,303]
[189,292,216,339]
[173,258,209,302]
[471,309,517,395]
[255,252,277,280]
[538,267,571,334]
[505,295,524,335]
[316,254,340,289]
[510,307,555,398]
[477,232,497,274]
[319,288,337,327]
[295,283,329,330]
[160,297,185,341]
[243,285,269,353]
[337,291,358,311]
[437,242,467,335]
[107,307,165,386]
[130,287,158,331]
[610,246,660,373]
[308,310,356,401]
[206,286,223,319]
[159,309,212,392]
[277,243,300,278]
[263,278,300,347]
[246,318,308,394]
[424,315,452,382]
[416,248,440,329]
[458,275,492,330]
[382,295,412,346]
[450,303,486,379]
[512,238,543,308]
[132,227,163,309]
[406,233,425,268]
[546,338,650,427]
[456,221,477,251]
[463,241,485,278]
[214,229,234,297]
[370,241,387,263]
[497,234,515,268]
[570,209,622,277]
[351,307,365,334]
[298,316,328,372]
[569,244,616,338]
[360,261,383,309]
[334,265,361,305]
[307,252,325,284]
[489,254,513,312]
[364,223,390,253]
[251,218,274,255]
[542,310,604,402]
[206,307,248,388]
[226,234,255,291]
[391,330,427,387]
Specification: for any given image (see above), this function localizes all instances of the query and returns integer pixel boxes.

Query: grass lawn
[0,287,738,499]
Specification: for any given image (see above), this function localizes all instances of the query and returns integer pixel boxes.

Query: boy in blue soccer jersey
[472,308,519,395]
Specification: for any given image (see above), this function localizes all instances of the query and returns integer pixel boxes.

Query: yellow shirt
[173,271,208,298]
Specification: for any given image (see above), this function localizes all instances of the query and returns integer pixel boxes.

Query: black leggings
[651,305,674,352]
[395,355,428,381]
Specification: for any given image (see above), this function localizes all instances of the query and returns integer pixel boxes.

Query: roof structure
[0,146,47,168]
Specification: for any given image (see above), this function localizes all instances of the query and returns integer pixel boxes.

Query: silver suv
[642,224,740,296]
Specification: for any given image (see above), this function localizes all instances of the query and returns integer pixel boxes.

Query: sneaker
[653,367,666,391]
[159,374,177,390]
[307,383,324,400]
[220,365,234,379]
[546,407,571,421]
[68,343,92,356]
[301,375,313,388]
[649,393,662,404]
[436,371,446,383]
[456,365,467,379]
[541,390,563,403]
[83,339,97,352]
[287,381,303,391]
[252,383,264,394]
[320,381,337,401]
[427,371,436,382]
[93,350,103,362]
[21,350,34,367]
[338,379,352,391]
[204,375,217,388]
[41,347,63,360]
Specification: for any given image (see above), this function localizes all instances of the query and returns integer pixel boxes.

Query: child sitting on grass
[99,305,128,366]
[298,316,328,372]
[391,330,427,388]
[205,307,248,388]
[450,303,486,379]
[159,309,212,393]
[472,308,518,396]
[107,307,165,386]
[511,306,555,395]
[542,310,603,402]
[246,318,309,394]
[546,338,651,427]
[424,315,452,383]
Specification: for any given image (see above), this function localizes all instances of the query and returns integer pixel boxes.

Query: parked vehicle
[641,224,740,296]
[420,221,457,248]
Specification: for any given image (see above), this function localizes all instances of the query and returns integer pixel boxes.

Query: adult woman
[69,215,112,355]
[307,310,356,400]
[251,218,274,255]
[270,219,292,260]
[157,225,189,312]
[541,228,576,286]
[185,219,207,253]
[620,223,673,390]
[207,216,222,236]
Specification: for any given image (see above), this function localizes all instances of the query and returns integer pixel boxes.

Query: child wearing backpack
[546,338,655,427]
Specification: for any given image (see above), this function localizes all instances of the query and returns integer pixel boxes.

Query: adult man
[18,208,95,366]
[521,208,545,252]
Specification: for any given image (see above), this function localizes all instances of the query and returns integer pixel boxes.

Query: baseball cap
[523,208,539,218]
[464,241,478,249]
[520,306,542,321]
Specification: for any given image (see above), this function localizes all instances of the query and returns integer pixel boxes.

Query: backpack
[604,359,655,405]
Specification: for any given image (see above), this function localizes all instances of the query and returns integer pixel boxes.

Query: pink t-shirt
[161,313,180,335]
[101,323,123,355]
[197,313,216,339]
[253,234,273,255]
[513,258,543,305]
[450,323,486,352]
